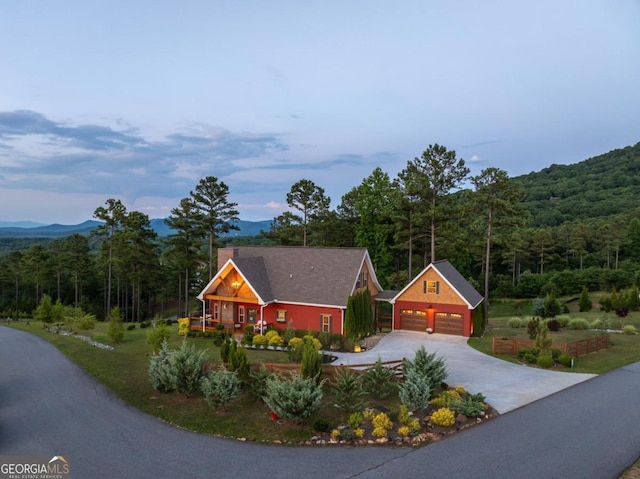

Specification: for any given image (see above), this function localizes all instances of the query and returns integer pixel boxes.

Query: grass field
[470,298,640,374]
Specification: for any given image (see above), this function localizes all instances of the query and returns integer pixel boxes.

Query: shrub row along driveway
[332,330,596,413]
[1,326,639,479]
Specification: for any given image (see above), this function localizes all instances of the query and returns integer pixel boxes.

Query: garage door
[434,312,464,335]
[400,309,427,331]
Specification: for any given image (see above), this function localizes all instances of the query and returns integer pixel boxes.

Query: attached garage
[400,309,428,331]
[434,312,464,335]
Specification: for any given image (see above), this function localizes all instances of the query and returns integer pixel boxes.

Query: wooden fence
[492,334,609,357]
[204,358,405,380]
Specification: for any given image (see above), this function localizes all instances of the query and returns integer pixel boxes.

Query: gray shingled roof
[229,246,377,307]
[431,260,484,308]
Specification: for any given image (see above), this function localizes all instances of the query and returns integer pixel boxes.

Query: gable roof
[198,246,383,308]
[391,259,483,309]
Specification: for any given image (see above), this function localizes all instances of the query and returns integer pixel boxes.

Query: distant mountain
[0,221,47,228]
[0,218,272,239]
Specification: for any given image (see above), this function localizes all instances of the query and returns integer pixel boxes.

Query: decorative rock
[456,414,467,423]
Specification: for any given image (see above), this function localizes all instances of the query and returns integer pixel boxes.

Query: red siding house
[196,246,383,335]
[389,260,483,337]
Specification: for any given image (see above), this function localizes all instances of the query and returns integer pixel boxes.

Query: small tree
[403,346,447,391]
[247,363,272,401]
[543,290,561,318]
[300,337,322,383]
[399,369,432,412]
[108,306,124,342]
[149,340,175,392]
[578,286,592,312]
[200,366,241,411]
[228,344,250,382]
[330,366,366,414]
[147,322,171,352]
[535,322,552,352]
[169,340,207,397]
[263,372,324,423]
[362,357,398,399]
[527,317,541,340]
[34,294,53,323]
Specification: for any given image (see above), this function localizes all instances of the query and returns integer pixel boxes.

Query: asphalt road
[1,326,639,479]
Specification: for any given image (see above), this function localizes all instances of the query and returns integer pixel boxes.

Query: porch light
[231,280,241,289]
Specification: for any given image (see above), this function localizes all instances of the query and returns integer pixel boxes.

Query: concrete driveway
[331,330,596,413]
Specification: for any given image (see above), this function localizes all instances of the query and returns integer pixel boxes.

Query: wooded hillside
[516,142,640,226]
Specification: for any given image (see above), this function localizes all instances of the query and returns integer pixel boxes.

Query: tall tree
[61,234,93,308]
[189,176,239,280]
[165,198,204,317]
[471,168,526,325]
[286,179,330,247]
[353,168,397,285]
[93,199,127,317]
[400,144,469,263]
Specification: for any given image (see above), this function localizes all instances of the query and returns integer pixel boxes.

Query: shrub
[268,334,284,348]
[348,411,363,430]
[399,369,432,412]
[578,286,592,312]
[313,419,330,432]
[108,307,124,343]
[430,408,455,427]
[127,324,136,331]
[535,323,552,351]
[242,331,254,345]
[200,366,241,411]
[169,340,208,397]
[252,334,268,347]
[623,325,637,335]
[354,428,365,439]
[450,395,484,418]
[556,315,571,328]
[543,290,561,317]
[264,330,280,343]
[330,429,341,440]
[148,340,175,392]
[372,412,393,432]
[398,404,411,425]
[536,354,554,369]
[331,366,366,414]
[34,294,54,323]
[263,372,324,423]
[220,336,233,363]
[557,354,572,367]
[229,345,250,381]
[546,319,560,332]
[362,357,398,399]
[403,346,447,391]
[147,322,171,352]
[178,317,190,336]
[508,317,524,328]
[247,363,272,401]
[362,409,376,422]
[567,318,590,330]
[527,317,541,339]
[397,426,410,437]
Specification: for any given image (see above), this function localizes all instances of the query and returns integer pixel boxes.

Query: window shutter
[423,281,427,293]
[436,281,440,294]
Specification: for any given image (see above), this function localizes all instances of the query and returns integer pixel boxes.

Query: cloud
[0,110,290,201]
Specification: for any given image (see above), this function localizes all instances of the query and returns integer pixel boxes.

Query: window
[423,280,439,294]
[320,314,332,333]
[276,310,287,323]
[238,306,245,323]
[362,271,368,288]
[213,303,219,320]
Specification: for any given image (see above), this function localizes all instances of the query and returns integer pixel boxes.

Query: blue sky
[1,1,639,224]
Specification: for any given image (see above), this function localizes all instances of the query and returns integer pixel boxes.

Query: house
[386,260,484,337]
[196,246,383,335]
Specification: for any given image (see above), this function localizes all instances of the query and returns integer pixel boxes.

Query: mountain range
[0,219,272,239]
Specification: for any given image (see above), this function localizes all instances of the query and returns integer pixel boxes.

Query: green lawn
[469,302,640,374]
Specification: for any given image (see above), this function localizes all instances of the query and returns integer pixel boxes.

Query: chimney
[217,247,238,272]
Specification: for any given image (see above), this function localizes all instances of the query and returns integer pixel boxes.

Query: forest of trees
[1,141,640,321]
